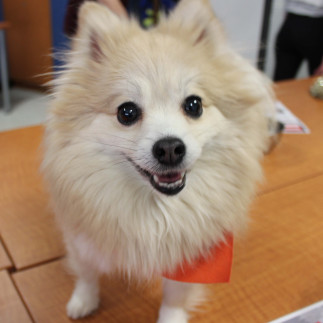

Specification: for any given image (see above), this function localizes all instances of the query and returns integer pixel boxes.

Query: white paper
[275,101,310,134]
[269,300,323,323]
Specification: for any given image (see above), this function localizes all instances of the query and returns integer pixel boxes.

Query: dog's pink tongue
[157,172,182,183]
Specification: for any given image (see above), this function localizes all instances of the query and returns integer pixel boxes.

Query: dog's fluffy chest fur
[46,109,265,279]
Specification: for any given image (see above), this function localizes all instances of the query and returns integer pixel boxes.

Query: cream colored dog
[43,0,275,322]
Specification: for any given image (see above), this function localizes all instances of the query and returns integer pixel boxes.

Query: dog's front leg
[65,245,101,319]
[157,278,205,323]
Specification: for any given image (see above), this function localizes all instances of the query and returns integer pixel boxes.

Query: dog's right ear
[75,2,123,62]
[159,0,226,50]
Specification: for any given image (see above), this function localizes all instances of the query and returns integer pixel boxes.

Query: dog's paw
[157,305,189,323]
[66,291,99,319]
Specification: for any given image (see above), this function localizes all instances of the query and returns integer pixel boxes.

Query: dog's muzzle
[128,137,187,196]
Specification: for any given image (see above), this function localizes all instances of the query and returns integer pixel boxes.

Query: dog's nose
[153,137,186,166]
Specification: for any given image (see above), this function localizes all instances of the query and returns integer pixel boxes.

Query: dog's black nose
[153,137,186,166]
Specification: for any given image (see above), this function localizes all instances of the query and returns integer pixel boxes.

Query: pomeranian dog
[43,0,276,321]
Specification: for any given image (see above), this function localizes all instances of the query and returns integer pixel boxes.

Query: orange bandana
[163,235,233,284]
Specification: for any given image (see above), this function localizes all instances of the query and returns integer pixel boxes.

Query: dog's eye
[183,96,203,119]
[117,102,141,126]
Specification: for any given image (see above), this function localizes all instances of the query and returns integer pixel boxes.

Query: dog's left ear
[75,2,124,62]
[158,0,225,48]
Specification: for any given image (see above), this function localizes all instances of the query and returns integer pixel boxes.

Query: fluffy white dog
[43,0,275,321]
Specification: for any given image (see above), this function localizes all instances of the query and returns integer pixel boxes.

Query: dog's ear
[75,2,123,62]
[159,0,225,49]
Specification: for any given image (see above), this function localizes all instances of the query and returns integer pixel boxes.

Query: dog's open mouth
[128,158,186,195]
[150,172,186,195]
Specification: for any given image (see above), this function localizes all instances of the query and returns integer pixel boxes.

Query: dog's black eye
[117,102,141,126]
[183,96,203,119]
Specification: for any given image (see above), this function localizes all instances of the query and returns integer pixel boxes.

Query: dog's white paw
[66,291,99,319]
[157,305,189,323]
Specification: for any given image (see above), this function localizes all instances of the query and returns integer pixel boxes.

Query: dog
[42,0,276,321]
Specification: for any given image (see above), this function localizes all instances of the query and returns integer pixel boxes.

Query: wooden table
[0,77,322,323]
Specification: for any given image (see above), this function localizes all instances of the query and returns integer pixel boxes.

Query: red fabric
[163,235,233,284]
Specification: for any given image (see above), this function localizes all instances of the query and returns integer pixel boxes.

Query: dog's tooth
[158,178,183,189]
[153,175,159,183]
[159,182,171,188]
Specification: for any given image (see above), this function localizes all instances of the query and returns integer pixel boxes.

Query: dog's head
[50,0,271,197]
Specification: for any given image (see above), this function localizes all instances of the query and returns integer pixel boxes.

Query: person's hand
[98,0,128,17]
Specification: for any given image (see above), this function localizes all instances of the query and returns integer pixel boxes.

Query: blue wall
[50,0,69,68]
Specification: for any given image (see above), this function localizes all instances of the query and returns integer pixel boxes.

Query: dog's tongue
[156,172,182,183]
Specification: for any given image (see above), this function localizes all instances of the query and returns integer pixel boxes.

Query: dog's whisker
[83,132,137,144]
[106,160,133,169]
[75,136,137,152]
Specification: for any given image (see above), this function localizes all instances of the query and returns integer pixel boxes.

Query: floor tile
[0,240,12,270]
[13,259,162,323]
[0,270,32,323]
[0,126,65,269]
